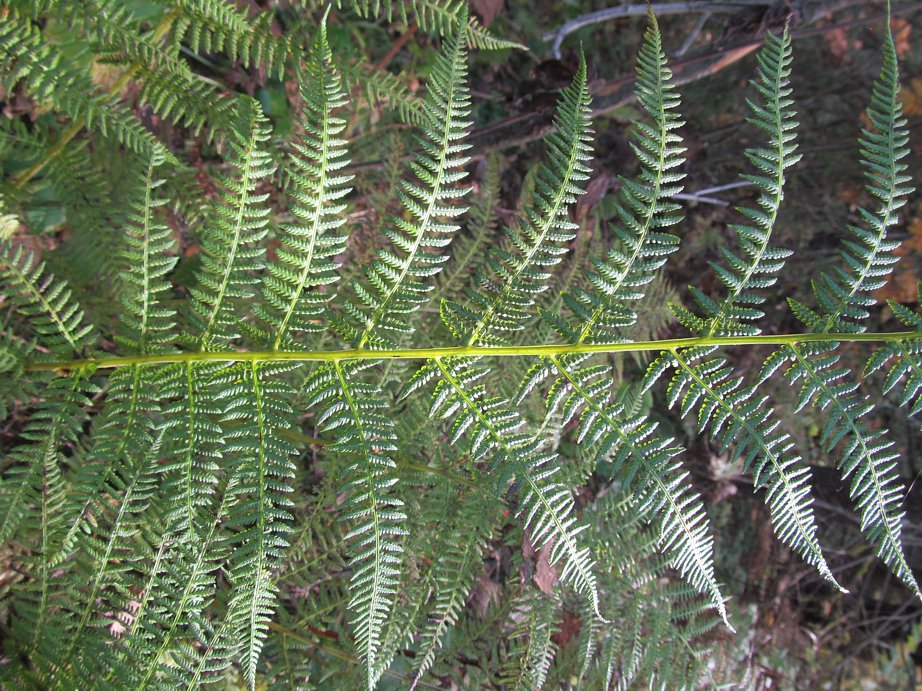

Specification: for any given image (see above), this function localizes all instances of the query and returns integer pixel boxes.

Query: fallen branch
[543,1,766,59]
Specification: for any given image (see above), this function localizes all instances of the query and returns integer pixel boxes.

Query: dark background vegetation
[2,0,922,687]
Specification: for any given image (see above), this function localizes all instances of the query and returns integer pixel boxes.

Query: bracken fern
[0,4,919,689]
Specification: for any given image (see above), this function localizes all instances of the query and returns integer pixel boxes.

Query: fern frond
[185,98,275,350]
[115,155,179,355]
[132,477,237,688]
[343,23,472,350]
[442,55,592,346]
[640,29,838,591]
[220,362,297,686]
[304,360,406,687]
[547,354,729,626]
[334,0,525,49]
[0,241,95,355]
[0,10,174,164]
[410,491,494,686]
[170,0,298,79]
[516,14,729,624]
[66,0,238,139]
[695,28,800,338]
[255,20,354,351]
[552,11,684,346]
[157,362,227,533]
[500,593,558,691]
[0,374,94,546]
[762,340,919,597]
[790,26,912,334]
[865,296,922,416]
[52,430,164,677]
[340,58,427,128]
[649,345,836,587]
[432,154,502,304]
[428,356,601,616]
[765,23,919,598]
[53,364,160,564]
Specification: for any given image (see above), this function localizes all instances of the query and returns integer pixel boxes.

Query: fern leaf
[411,492,494,686]
[135,477,237,688]
[554,11,684,345]
[157,362,226,533]
[170,0,297,79]
[0,10,174,164]
[766,22,919,598]
[442,55,592,346]
[500,593,558,690]
[430,357,602,616]
[221,362,297,687]
[185,98,275,350]
[0,374,94,546]
[639,29,838,591]
[0,241,95,355]
[697,28,800,338]
[304,361,407,687]
[255,19,354,350]
[115,155,179,355]
[53,430,164,675]
[864,297,922,416]
[652,346,836,587]
[345,22,472,349]
[548,354,730,626]
[518,13,730,623]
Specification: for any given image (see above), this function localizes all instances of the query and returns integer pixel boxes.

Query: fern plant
[0,2,920,688]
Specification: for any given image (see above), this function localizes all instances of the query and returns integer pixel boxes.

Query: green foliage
[0,3,919,689]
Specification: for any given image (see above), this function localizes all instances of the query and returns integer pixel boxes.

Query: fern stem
[26,330,922,372]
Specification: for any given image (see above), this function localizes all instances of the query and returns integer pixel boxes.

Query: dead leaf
[533,538,559,595]
[891,18,911,58]
[470,0,503,28]
[824,28,850,62]
[901,78,922,118]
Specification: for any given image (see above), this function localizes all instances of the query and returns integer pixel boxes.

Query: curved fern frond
[696,28,800,338]
[304,360,406,687]
[764,22,919,598]
[344,23,472,349]
[115,155,179,355]
[0,242,95,355]
[643,30,839,590]
[255,20,354,351]
[0,10,174,164]
[650,345,835,586]
[442,55,592,347]
[185,98,275,350]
